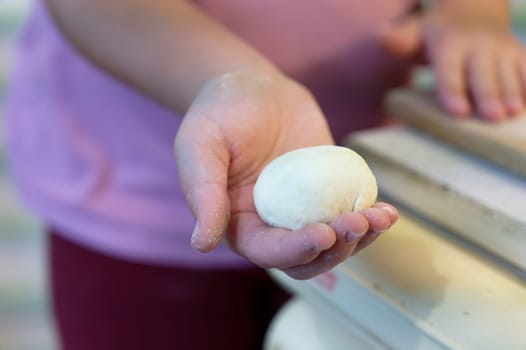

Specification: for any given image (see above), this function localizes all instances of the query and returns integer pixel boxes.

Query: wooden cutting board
[385,88,526,178]
[270,209,526,350]
[347,127,526,273]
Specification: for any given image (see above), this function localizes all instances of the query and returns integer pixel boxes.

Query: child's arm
[46,0,276,112]
[47,0,397,279]
[383,0,525,121]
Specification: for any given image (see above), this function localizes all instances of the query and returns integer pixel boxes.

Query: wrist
[187,67,294,121]
[196,67,289,101]
[429,0,510,28]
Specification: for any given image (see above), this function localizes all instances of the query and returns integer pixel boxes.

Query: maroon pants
[49,231,289,350]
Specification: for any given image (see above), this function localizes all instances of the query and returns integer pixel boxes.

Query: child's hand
[174,71,398,279]
[382,2,526,121]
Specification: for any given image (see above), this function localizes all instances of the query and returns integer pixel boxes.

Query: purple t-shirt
[4,0,414,267]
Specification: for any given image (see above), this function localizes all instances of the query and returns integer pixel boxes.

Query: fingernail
[506,96,524,114]
[345,230,366,243]
[447,96,470,116]
[379,205,397,221]
[324,252,338,264]
[483,100,506,121]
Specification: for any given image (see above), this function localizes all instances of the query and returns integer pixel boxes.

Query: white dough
[253,145,377,230]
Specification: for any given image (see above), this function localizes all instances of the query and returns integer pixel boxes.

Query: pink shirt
[4,0,414,267]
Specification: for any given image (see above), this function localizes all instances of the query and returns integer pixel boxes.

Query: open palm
[175,72,397,279]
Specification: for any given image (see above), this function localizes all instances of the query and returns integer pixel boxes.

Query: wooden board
[270,210,526,350]
[385,88,526,177]
[346,127,526,273]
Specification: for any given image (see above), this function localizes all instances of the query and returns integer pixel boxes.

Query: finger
[282,239,357,280]
[280,211,369,279]
[431,45,471,116]
[371,202,399,224]
[468,51,506,121]
[381,15,423,59]
[228,212,337,269]
[519,56,526,102]
[498,54,525,115]
[282,206,398,280]
[330,211,368,243]
[174,116,231,252]
[360,207,392,233]
[352,204,397,255]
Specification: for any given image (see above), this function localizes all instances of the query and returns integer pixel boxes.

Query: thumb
[380,15,423,59]
[174,116,231,252]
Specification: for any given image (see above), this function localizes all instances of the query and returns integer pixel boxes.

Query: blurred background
[0,1,57,350]
[0,1,525,350]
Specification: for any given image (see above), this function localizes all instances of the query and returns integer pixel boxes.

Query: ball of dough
[253,145,377,230]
